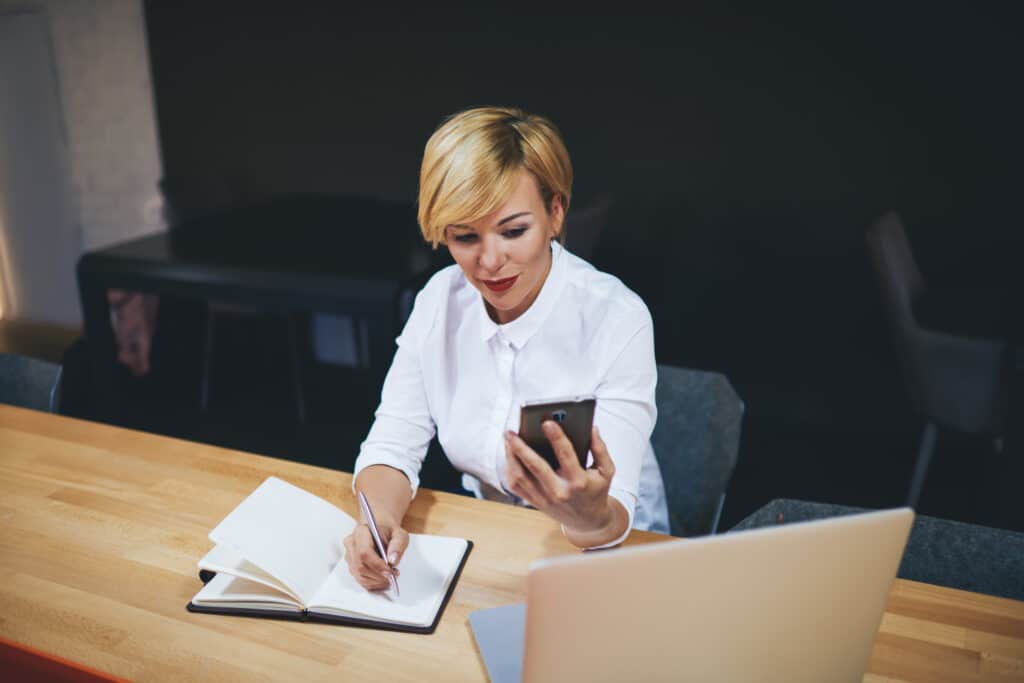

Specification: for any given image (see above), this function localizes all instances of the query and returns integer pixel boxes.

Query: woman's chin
[483,297,523,324]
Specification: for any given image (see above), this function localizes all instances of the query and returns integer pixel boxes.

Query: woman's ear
[549,194,566,238]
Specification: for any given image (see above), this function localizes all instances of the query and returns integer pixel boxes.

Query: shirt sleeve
[585,310,657,547]
[351,287,437,497]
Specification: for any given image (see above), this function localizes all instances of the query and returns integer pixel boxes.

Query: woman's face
[445,169,564,324]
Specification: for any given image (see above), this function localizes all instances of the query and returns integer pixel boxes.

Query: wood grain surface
[1,405,1022,681]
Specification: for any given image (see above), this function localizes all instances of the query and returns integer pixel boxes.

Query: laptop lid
[473,507,913,683]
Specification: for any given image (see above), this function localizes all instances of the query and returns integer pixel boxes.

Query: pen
[357,490,400,598]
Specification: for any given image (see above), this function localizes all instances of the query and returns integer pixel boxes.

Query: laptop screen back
[520,508,913,683]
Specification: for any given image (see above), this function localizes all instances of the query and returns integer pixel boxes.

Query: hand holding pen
[358,491,400,597]
[343,491,408,595]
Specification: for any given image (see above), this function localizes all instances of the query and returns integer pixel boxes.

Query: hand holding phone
[518,395,596,471]
[507,400,627,547]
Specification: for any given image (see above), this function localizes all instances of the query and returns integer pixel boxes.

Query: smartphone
[518,395,596,471]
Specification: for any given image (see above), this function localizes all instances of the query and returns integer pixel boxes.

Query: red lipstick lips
[482,275,518,292]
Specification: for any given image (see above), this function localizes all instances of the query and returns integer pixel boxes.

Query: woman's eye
[453,233,478,243]
[503,226,528,239]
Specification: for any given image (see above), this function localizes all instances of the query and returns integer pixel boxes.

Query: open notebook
[187,476,472,634]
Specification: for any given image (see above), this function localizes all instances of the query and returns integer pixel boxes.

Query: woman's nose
[478,235,505,272]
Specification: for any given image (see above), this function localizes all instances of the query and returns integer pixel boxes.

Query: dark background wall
[141,3,1021,526]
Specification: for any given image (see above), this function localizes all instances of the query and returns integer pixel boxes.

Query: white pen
[357,490,400,598]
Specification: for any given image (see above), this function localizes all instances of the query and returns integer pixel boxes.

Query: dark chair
[564,195,611,262]
[652,364,744,537]
[0,352,62,413]
[866,212,1013,508]
[730,498,1024,601]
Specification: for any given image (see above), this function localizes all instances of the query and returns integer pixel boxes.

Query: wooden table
[1,405,1022,681]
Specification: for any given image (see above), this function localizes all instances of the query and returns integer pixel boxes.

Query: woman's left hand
[504,422,625,545]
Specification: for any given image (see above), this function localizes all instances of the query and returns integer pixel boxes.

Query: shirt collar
[475,240,568,349]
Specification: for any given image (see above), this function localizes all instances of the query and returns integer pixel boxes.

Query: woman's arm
[355,464,414,528]
[563,497,630,549]
[505,308,658,548]
[344,279,440,590]
[343,329,431,590]
[344,465,414,591]
[350,282,439,499]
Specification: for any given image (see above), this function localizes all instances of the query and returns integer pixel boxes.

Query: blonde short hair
[417,106,573,247]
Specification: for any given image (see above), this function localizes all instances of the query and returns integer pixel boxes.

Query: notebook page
[192,573,303,612]
[208,477,357,606]
[197,544,300,603]
[308,534,468,627]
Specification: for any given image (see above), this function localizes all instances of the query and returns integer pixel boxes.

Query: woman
[344,106,669,590]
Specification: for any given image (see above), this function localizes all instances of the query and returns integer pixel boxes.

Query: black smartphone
[517,395,596,471]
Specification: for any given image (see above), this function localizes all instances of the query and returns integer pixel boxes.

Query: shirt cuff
[562,487,637,550]
[352,452,420,497]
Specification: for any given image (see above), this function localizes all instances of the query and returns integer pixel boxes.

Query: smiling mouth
[482,275,518,292]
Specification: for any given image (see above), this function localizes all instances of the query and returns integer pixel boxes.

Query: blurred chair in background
[0,352,62,413]
[865,212,1014,509]
[652,363,744,536]
[563,194,611,262]
[731,498,1024,601]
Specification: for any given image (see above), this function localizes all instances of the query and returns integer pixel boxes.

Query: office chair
[731,498,1024,601]
[651,363,744,537]
[563,195,611,262]
[865,212,1012,509]
[0,352,63,413]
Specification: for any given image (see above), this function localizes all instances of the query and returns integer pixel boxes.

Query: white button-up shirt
[353,241,670,544]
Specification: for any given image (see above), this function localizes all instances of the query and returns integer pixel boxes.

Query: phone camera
[550,410,567,424]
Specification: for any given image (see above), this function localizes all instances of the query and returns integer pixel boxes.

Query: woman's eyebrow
[497,211,532,226]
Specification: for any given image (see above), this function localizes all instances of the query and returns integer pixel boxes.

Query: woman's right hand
[342,520,409,591]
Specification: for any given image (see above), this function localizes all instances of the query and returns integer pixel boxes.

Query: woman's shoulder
[416,262,473,306]
[400,263,472,339]
[561,247,652,323]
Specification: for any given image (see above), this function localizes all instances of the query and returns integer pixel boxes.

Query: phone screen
[517,396,596,471]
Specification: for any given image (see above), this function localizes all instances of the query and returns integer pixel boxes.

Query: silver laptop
[470,507,913,683]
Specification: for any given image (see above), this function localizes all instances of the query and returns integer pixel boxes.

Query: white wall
[0,0,164,326]
[44,0,165,252]
[0,8,80,325]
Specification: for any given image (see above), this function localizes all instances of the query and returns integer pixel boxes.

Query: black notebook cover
[186,540,473,635]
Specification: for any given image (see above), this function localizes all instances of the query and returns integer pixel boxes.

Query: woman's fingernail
[543,420,556,434]
[388,551,398,565]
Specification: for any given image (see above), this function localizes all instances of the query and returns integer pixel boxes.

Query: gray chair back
[865,211,926,331]
[651,364,744,537]
[731,499,1024,601]
[866,212,1007,435]
[0,352,63,413]
[564,195,611,262]
[866,212,1014,507]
